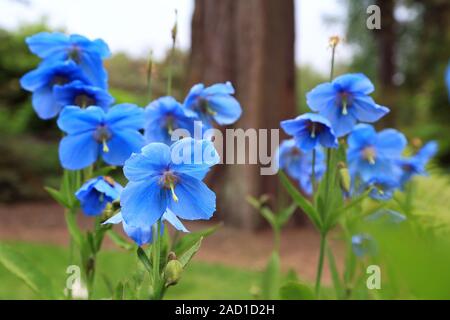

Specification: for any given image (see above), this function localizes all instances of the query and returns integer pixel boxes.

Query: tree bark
[189,0,296,229]
[374,0,397,127]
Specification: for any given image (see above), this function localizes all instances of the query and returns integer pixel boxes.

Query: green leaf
[0,244,57,299]
[114,281,125,300]
[279,171,322,229]
[276,203,296,227]
[107,230,133,251]
[260,207,277,229]
[173,224,220,256]
[261,251,281,300]
[327,244,344,299]
[64,210,84,249]
[178,237,203,268]
[44,186,70,208]
[137,247,152,274]
[280,281,315,300]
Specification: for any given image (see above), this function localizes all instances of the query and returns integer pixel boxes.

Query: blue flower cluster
[21,32,243,247]
[20,32,242,245]
[279,72,437,199]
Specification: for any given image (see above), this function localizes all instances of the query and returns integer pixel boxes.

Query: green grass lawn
[0,242,261,300]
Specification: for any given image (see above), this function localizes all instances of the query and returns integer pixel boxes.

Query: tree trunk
[374,0,397,127]
[188,0,296,229]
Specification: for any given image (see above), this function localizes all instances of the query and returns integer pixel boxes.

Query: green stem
[274,228,281,254]
[152,220,162,299]
[315,232,327,297]
[330,46,336,81]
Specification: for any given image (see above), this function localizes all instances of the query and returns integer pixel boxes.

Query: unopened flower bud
[338,162,351,193]
[329,35,340,49]
[164,259,183,287]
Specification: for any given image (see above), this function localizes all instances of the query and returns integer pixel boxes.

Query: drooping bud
[164,259,183,287]
[338,162,351,193]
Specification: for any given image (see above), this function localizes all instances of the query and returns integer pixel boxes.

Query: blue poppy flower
[446,62,450,99]
[351,234,376,257]
[104,210,188,246]
[363,176,399,201]
[183,82,242,128]
[75,176,122,216]
[26,32,110,88]
[144,96,197,145]
[120,137,220,230]
[276,139,325,195]
[397,141,438,187]
[53,80,114,110]
[347,124,406,182]
[57,104,145,170]
[280,113,338,151]
[306,73,389,137]
[20,60,90,119]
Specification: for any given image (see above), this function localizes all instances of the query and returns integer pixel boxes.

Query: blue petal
[123,143,171,182]
[101,130,145,166]
[168,173,216,221]
[351,95,389,122]
[57,106,103,134]
[376,129,407,157]
[80,190,107,216]
[169,138,220,180]
[208,95,242,125]
[32,86,61,119]
[333,73,374,94]
[104,212,153,246]
[321,103,357,137]
[347,124,377,149]
[203,81,235,95]
[294,130,317,152]
[319,128,339,148]
[25,32,70,58]
[93,178,122,200]
[306,82,336,112]
[79,51,108,89]
[59,131,99,170]
[163,209,189,232]
[120,178,168,229]
[20,68,52,91]
[106,104,145,131]
[280,117,307,136]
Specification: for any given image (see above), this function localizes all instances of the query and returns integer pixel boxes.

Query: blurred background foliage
[0,0,449,203]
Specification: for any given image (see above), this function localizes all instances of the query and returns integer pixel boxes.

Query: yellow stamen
[169,182,179,202]
[102,139,109,153]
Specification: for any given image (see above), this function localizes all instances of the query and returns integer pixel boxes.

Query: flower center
[362,147,376,165]
[68,46,81,63]
[51,74,70,86]
[160,170,179,202]
[94,125,112,153]
[338,92,353,115]
[197,98,216,116]
[74,93,96,108]
[165,115,176,135]
[307,121,323,138]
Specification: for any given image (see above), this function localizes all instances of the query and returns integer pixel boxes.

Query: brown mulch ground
[0,202,343,283]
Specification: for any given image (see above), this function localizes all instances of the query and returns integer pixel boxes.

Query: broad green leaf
[173,224,220,256]
[280,281,315,300]
[107,230,133,251]
[0,244,57,299]
[137,247,152,274]
[261,251,280,300]
[178,237,203,268]
[279,172,322,229]
[44,186,70,208]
